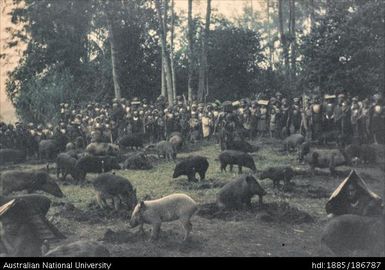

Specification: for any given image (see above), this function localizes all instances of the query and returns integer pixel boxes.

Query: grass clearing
[1,138,383,256]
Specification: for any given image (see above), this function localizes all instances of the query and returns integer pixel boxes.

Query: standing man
[369,94,385,144]
[310,95,323,143]
[291,97,302,134]
[334,94,352,146]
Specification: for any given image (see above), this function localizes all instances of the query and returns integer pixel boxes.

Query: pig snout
[129,216,140,228]
[251,183,266,196]
[42,181,64,198]
[172,168,181,178]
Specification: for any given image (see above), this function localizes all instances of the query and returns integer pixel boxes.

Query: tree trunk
[198,0,211,102]
[170,0,176,100]
[267,0,273,69]
[161,0,168,98]
[290,0,296,83]
[155,0,174,106]
[106,14,121,99]
[161,56,166,97]
[187,0,194,101]
[278,0,289,76]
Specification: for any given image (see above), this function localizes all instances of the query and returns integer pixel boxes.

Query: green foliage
[207,22,265,100]
[10,68,77,123]
[4,0,384,122]
[176,16,266,101]
[5,0,161,122]
[299,0,385,96]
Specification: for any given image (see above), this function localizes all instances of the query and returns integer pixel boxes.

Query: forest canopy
[3,0,384,123]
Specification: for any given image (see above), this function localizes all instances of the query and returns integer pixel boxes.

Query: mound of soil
[197,202,263,221]
[286,184,330,199]
[197,201,314,224]
[101,229,140,244]
[258,202,314,224]
[54,201,131,224]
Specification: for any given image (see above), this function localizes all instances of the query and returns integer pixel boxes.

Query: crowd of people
[1,92,384,156]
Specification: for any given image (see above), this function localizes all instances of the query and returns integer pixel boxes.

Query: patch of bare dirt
[100,229,140,244]
[197,202,314,225]
[52,201,131,224]
[285,183,331,199]
[257,202,315,224]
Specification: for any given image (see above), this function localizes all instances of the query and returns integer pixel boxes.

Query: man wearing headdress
[131,110,143,135]
[280,97,291,137]
[291,97,302,134]
[164,107,175,138]
[256,100,269,138]
[154,110,165,141]
[358,98,371,144]
[334,94,352,145]
[310,95,323,142]
[350,97,361,141]
[323,94,336,131]
[301,95,312,140]
[369,94,385,144]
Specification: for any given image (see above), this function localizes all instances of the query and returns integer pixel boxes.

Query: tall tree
[289,0,296,83]
[278,0,290,76]
[300,0,384,96]
[106,3,121,99]
[187,0,194,101]
[170,0,176,100]
[267,0,273,68]
[155,0,174,105]
[161,0,168,98]
[198,0,211,102]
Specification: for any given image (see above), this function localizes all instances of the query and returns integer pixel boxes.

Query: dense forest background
[1,0,384,123]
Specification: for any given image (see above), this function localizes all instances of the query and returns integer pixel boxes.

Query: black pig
[0,194,51,216]
[217,175,266,209]
[283,134,305,153]
[1,170,64,197]
[123,153,153,170]
[93,174,137,211]
[173,156,209,182]
[218,150,256,174]
[75,155,121,183]
[56,153,81,181]
[117,134,144,150]
[226,140,259,153]
[321,214,384,256]
[260,166,294,189]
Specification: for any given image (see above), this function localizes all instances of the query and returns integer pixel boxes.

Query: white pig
[129,193,198,242]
